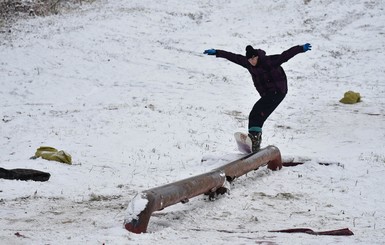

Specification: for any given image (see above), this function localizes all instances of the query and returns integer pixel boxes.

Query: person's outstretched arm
[270,43,312,67]
[203,49,249,68]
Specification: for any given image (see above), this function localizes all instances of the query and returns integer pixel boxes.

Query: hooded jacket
[215,46,304,96]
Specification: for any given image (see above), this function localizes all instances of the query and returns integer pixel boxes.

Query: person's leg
[248,92,286,151]
[249,92,286,131]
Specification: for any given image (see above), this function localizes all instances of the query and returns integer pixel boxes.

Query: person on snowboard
[203,43,312,152]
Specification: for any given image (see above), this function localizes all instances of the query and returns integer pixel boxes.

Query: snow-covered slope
[1,0,384,244]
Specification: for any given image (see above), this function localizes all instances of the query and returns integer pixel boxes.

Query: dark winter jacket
[216,46,304,96]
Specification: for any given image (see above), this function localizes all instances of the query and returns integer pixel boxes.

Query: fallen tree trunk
[124,145,282,234]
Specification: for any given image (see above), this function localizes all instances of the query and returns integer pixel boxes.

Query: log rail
[124,145,282,234]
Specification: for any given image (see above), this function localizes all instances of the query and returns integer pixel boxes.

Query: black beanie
[245,45,258,59]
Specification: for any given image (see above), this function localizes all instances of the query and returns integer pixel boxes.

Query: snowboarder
[203,43,312,152]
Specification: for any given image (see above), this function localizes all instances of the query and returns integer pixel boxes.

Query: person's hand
[203,49,216,55]
[303,43,312,52]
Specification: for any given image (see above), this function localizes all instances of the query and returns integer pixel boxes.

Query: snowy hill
[1,0,385,244]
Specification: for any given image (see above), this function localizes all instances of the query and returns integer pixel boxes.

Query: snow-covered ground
[1,0,385,244]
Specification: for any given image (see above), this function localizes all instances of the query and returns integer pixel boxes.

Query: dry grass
[0,0,95,29]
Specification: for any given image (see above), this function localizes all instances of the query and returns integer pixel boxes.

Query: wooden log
[124,170,226,234]
[215,145,282,181]
[124,145,282,233]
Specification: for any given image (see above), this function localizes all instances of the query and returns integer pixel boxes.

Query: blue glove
[303,43,312,52]
[203,49,216,55]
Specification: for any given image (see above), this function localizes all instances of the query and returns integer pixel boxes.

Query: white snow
[125,192,148,222]
[1,0,385,244]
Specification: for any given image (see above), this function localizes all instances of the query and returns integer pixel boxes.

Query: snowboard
[234,132,252,154]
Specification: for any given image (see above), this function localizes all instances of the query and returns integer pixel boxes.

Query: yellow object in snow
[35,146,72,164]
[339,91,361,104]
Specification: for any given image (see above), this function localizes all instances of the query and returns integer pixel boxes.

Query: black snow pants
[248,92,286,129]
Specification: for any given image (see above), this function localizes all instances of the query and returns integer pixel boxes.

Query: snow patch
[124,192,149,222]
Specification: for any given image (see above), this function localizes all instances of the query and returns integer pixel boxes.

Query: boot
[248,132,262,152]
